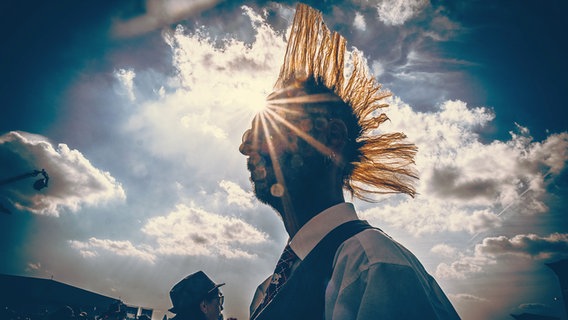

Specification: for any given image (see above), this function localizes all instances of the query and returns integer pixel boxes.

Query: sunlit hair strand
[270,3,418,200]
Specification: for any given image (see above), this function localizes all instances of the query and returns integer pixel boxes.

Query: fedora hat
[169,271,225,314]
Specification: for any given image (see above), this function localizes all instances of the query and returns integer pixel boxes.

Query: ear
[200,300,208,313]
[327,119,348,152]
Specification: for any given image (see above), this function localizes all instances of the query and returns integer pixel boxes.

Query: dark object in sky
[0,169,49,190]
[33,169,49,191]
[0,169,49,214]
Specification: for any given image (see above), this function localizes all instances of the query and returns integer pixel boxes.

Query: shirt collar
[288,202,358,260]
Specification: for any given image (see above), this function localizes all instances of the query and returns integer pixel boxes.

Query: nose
[239,128,253,155]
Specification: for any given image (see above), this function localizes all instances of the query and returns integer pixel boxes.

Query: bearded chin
[253,181,282,208]
[251,150,326,208]
[253,182,272,204]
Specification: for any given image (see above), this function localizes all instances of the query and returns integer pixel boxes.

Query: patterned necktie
[256,245,299,314]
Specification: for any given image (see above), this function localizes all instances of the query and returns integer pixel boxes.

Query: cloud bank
[361,98,568,236]
[69,202,267,261]
[0,131,125,216]
[436,233,568,280]
[376,0,429,26]
[143,203,267,258]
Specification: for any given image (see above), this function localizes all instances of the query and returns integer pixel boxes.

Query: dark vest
[251,220,373,320]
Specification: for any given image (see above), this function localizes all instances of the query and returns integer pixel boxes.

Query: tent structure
[0,273,120,317]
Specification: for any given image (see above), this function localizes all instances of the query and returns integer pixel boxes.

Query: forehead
[247,105,331,138]
[264,81,341,117]
[269,104,330,121]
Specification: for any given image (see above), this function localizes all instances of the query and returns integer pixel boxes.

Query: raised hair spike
[272,3,418,199]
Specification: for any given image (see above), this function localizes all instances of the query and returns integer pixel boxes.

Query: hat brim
[169,283,226,313]
[207,282,225,294]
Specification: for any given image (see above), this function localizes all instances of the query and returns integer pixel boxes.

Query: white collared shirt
[250,203,460,319]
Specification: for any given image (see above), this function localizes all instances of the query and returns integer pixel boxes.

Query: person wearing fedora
[169,271,225,320]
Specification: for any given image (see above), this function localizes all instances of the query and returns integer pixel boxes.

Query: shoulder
[330,227,432,287]
[327,227,461,319]
[335,227,418,267]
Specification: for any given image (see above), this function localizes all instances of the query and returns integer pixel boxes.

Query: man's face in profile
[239,100,334,207]
[239,106,300,205]
[202,290,224,320]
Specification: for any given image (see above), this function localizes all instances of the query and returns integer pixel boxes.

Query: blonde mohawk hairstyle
[271,3,418,199]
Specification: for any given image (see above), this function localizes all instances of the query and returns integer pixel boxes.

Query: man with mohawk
[239,3,459,320]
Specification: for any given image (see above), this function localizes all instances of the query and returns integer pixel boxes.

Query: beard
[249,149,327,208]
[249,161,281,207]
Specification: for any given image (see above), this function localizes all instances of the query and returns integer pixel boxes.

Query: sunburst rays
[242,90,344,207]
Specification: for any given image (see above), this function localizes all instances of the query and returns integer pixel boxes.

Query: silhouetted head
[169,271,225,320]
[240,77,360,208]
[240,3,417,211]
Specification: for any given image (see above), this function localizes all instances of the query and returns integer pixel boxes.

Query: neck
[284,200,345,238]
[277,181,345,238]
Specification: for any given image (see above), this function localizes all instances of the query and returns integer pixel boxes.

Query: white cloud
[0,131,126,216]
[376,0,429,26]
[371,60,385,78]
[476,233,568,260]
[26,262,41,272]
[528,130,568,175]
[142,203,267,259]
[78,250,98,259]
[67,199,269,262]
[449,293,488,303]
[423,12,461,42]
[389,51,476,104]
[360,97,568,235]
[121,7,286,180]
[68,239,97,258]
[436,233,568,279]
[360,199,501,235]
[435,255,490,280]
[353,12,366,31]
[112,0,223,38]
[69,238,156,263]
[219,180,254,208]
[114,68,136,102]
[431,243,457,258]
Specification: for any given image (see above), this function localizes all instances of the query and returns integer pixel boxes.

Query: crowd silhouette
[1,301,155,320]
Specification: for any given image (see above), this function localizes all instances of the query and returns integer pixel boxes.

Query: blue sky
[1,1,567,319]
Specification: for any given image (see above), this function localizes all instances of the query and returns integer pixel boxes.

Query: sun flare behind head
[246,90,271,115]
